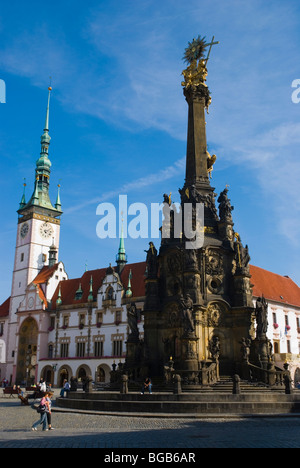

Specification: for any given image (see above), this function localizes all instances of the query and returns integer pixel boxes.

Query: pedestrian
[46,392,54,430]
[39,379,46,393]
[2,378,8,388]
[141,377,152,395]
[31,393,50,432]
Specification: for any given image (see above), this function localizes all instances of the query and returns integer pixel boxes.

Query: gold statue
[207,152,217,179]
[181,35,219,90]
[181,59,208,89]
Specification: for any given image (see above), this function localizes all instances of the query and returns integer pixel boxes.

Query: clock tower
[10,87,63,318]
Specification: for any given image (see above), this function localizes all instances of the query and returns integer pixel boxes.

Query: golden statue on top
[181,59,208,89]
[181,35,219,91]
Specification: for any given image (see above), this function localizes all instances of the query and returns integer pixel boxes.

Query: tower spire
[116,219,127,272]
[18,86,62,218]
[19,179,27,210]
[55,183,62,210]
[44,85,51,132]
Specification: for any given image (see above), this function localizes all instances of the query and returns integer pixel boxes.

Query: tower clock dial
[20,223,29,239]
[40,222,54,239]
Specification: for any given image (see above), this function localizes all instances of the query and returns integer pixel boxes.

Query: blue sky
[0,0,300,304]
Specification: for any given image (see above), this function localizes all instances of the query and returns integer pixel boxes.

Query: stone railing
[200,362,219,386]
[167,361,219,387]
[247,362,288,387]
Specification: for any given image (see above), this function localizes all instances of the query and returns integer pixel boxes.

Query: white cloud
[64,156,185,215]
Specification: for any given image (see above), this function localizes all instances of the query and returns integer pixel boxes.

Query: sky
[0,0,300,304]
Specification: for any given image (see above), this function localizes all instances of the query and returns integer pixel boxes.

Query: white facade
[3,204,63,384]
[266,300,300,381]
[40,270,144,386]
[11,215,60,318]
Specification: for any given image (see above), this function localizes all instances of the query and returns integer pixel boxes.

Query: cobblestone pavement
[1,397,300,448]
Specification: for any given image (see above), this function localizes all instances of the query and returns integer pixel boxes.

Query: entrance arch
[294,368,300,387]
[96,364,111,383]
[41,365,54,387]
[58,365,72,387]
[76,365,92,384]
[16,317,38,385]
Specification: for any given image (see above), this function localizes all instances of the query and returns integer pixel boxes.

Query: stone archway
[294,368,300,387]
[16,317,38,385]
[58,365,73,388]
[76,365,92,384]
[40,365,54,387]
[96,364,111,383]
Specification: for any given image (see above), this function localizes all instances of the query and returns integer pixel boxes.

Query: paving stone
[1,397,300,448]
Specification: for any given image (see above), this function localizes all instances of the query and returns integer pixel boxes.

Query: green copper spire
[32,178,40,206]
[55,183,62,210]
[18,87,62,218]
[116,221,127,272]
[125,269,133,298]
[88,276,94,302]
[19,179,27,210]
[56,284,62,306]
[44,85,51,132]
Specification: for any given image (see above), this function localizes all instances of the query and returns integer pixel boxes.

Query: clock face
[20,223,29,239]
[40,222,54,239]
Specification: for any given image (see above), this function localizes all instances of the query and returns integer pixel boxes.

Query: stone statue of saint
[128,303,139,339]
[234,234,251,269]
[240,337,252,362]
[144,242,158,277]
[179,294,195,334]
[255,296,269,340]
[218,187,234,223]
[209,336,220,361]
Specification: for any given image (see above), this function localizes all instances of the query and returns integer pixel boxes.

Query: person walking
[46,392,54,430]
[31,393,50,431]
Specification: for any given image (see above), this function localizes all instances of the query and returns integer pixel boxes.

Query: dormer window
[107,287,114,301]
[75,283,83,301]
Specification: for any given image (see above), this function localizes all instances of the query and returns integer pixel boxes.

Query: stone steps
[56,391,300,415]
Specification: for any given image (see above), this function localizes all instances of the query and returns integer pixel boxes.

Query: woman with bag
[46,392,54,431]
[31,393,50,432]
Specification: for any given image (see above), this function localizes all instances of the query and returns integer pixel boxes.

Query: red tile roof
[2,263,299,312]
[250,265,300,308]
[32,264,60,308]
[0,297,10,318]
[51,262,147,308]
[120,262,147,298]
[51,268,107,307]
[33,264,59,285]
